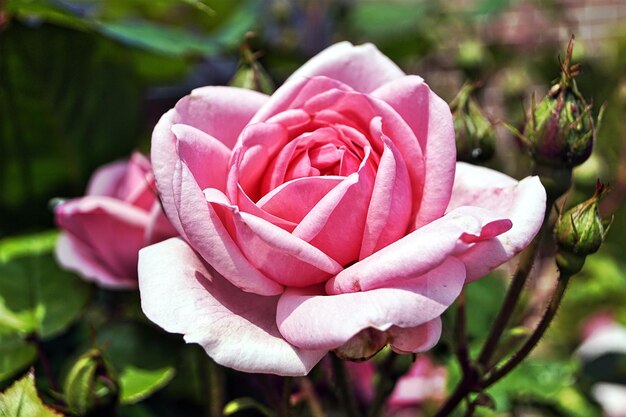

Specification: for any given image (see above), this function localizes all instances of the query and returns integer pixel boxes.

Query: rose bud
[63,349,119,416]
[449,83,495,163]
[54,152,177,289]
[555,181,611,274]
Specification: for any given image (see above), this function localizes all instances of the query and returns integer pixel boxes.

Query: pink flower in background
[139,42,546,375]
[55,152,176,289]
[578,313,626,417]
[348,355,447,414]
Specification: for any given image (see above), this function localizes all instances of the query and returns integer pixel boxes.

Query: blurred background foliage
[1,0,626,416]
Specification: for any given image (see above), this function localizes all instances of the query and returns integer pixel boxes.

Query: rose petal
[152,87,268,234]
[388,318,442,354]
[286,42,405,93]
[174,86,270,149]
[326,205,512,294]
[144,202,177,245]
[258,176,344,224]
[359,119,412,259]
[138,238,326,376]
[276,257,465,350]
[172,123,231,192]
[55,196,149,282]
[448,163,546,281]
[293,151,376,265]
[372,75,456,228]
[86,160,128,197]
[174,162,284,295]
[55,233,137,289]
[205,189,343,287]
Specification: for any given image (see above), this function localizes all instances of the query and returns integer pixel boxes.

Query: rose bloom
[139,42,546,375]
[55,152,176,289]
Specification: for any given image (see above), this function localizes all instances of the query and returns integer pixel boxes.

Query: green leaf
[0,334,37,383]
[119,366,174,405]
[0,371,64,417]
[223,397,275,417]
[0,233,91,339]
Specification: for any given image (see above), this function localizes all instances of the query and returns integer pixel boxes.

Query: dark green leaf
[0,233,91,339]
[0,334,37,383]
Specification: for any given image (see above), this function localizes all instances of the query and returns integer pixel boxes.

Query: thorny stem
[32,336,61,395]
[368,351,400,417]
[483,272,572,387]
[330,354,359,417]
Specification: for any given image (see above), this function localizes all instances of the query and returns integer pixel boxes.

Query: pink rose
[139,42,546,375]
[55,152,176,289]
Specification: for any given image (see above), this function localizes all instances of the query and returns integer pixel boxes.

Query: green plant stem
[455,290,471,375]
[483,271,572,387]
[368,351,399,417]
[207,359,224,417]
[476,236,542,369]
[330,354,359,417]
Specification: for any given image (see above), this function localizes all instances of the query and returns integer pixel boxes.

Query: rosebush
[55,152,175,289]
[138,42,546,376]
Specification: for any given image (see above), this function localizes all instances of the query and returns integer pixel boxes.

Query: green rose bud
[522,36,599,169]
[450,83,496,163]
[63,349,119,416]
[555,182,611,274]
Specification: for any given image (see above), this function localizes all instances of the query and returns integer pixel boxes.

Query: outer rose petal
[152,87,269,234]
[286,42,405,93]
[86,160,127,197]
[55,197,149,282]
[388,318,442,354]
[448,163,547,281]
[138,238,326,376]
[55,233,136,289]
[372,75,456,228]
[276,257,465,351]
[326,205,512,294]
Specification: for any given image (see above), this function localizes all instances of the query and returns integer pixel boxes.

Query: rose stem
[367,351,399,417]
[483,271,572,387]
[454,289,471,375]
[476,194,556,369]
[433,196,557,417]
[330,354,360,417]
[298,377,327,417]
[206,358,224,417]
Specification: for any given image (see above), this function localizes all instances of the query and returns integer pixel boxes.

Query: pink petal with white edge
[204,189,343,287]
[286,42,405,93]
[448,163,546,281]
[372,75,456,228]
[152,87,268,234]
[326,205,512,295]
[173,162,283,295]
[388,318,442,354]
[138,238,326,376]
[276,257,465,351]
[144,202,177,245]
[173,123,231,192]
[55,233,137,289]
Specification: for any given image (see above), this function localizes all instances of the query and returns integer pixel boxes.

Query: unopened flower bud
[522,36,599,169]
[229,36,275,95]
[450,83,496,162]
[555,182,611,274]
[63,349,119,416]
